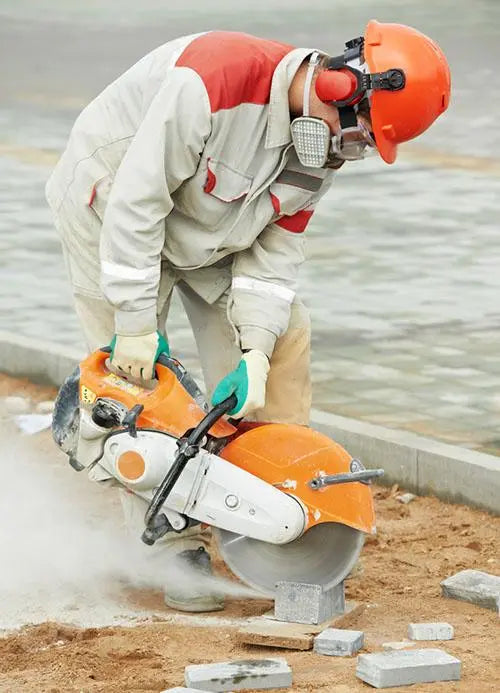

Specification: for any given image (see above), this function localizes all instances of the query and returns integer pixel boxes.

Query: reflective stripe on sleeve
[101,261,159,282]
[232,277,295,303]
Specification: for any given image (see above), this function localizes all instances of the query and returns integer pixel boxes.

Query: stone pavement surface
[1,0,500,457]
[2,148,499,456]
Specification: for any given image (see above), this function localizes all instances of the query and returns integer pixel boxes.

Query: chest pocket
[204,159,253,202]
[269,169,323,217]
[194,158,253,231]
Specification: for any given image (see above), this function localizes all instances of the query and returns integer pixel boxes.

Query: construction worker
[46,21,450,612]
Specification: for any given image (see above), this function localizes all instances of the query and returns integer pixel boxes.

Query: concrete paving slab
[257,600,365,632]
[274,581,345,625]
[417,442,500,511]
[313,627,364,656]
[408,622,454,641]
[235,621,313,650]
[356,649,461,688]
[184,658,292,691]
[441,570,500,613]
[0,330,82,386]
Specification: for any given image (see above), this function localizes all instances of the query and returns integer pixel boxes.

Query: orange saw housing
[78,350,376,536]
[222,424,376,535]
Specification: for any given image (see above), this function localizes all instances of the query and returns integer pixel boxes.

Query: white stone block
[274,581,345,625]
[356,649,461,688]
[184,658,292,691]
[408,622,454,641]
[314,628,364,656]
[441,569,500,613]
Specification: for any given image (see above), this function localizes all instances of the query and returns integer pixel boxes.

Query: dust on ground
[0,374,498,692]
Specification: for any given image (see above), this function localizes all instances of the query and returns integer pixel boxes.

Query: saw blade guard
[214,520,364,596]
[220,423,377,535]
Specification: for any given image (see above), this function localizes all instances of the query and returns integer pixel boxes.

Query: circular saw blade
[213,522,365,597]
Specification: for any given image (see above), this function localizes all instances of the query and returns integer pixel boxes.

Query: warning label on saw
[80,385,97,404]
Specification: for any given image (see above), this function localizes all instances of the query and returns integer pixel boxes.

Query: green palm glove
[211,350,270,417]
[110,330,170,380]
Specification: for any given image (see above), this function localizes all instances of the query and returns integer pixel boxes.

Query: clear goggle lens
[330,121,377,161]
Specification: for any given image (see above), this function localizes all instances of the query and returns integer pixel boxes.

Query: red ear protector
[315,68,363,107]
[315,36,405,108]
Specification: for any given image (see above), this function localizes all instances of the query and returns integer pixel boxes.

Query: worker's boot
[163,546,225,612]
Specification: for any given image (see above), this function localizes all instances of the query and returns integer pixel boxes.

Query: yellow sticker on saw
[103,372,143,396]
[81,385,97,404]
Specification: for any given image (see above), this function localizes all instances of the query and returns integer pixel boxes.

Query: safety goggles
[330,118,377,161]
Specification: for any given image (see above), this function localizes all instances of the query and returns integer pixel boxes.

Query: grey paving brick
[274,581,345,625]
[408,622,454,641]
[184,658,292,691]
[441,570,500,613]
[356,649,461,688]
[313,627,364,656]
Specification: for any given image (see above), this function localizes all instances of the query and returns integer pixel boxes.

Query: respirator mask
[290,51,377,168]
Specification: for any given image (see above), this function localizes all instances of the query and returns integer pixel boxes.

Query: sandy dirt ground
[0,374,498,693]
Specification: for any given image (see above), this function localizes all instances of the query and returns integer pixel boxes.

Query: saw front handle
[308,468,385,489]
[141,393,238,545]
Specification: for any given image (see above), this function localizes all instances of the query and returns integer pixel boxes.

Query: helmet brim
[370,93,398,164]
[364,20,397,164]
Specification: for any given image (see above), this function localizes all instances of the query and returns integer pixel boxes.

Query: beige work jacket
[46,31,336,356]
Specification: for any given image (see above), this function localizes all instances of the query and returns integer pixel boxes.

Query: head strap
[303,51,320,117]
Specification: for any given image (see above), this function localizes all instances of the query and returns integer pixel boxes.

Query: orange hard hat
[364,20,451,163]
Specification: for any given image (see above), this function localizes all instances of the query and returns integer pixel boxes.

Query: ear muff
[315,68,364,107]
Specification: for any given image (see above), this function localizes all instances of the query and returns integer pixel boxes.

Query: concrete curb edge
[1,331,498,515]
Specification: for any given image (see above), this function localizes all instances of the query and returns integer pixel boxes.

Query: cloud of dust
[0,417,261,633]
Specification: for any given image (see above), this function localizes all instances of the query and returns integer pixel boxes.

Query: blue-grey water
[1,0,500,453]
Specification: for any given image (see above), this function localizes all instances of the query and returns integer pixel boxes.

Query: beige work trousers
[65,250,311,556]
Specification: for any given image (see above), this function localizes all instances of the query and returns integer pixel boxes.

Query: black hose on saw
[142,393,237,545]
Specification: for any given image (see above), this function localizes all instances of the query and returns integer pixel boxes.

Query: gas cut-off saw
[53,349,383,596]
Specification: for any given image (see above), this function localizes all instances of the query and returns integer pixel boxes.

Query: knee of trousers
[252,300,311,425]
[274,299,311,362]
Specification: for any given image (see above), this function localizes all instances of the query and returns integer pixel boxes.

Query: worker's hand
[211,349,270,418]
[110,330,170,380]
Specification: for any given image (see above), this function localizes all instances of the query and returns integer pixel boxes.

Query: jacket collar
[265,47,316,149]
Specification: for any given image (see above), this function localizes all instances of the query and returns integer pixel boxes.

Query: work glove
[110,330,170,380]
[211,349,270,418]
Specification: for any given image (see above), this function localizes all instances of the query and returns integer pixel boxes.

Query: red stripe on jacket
[176,32,293,112]
[275,209,314,233]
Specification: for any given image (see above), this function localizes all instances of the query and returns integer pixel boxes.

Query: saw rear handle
[141,393,238,545]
